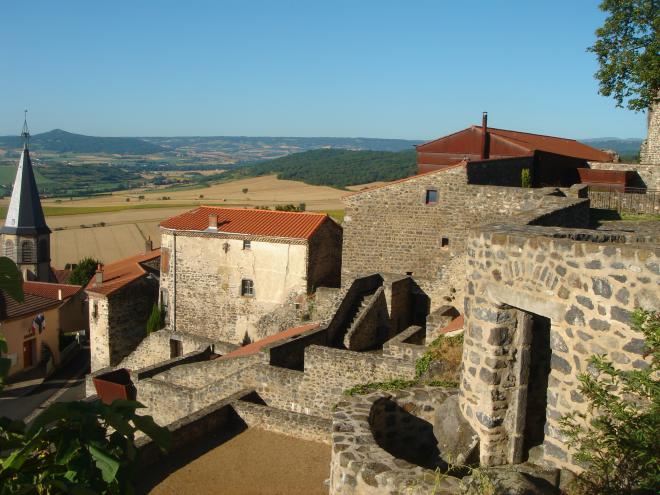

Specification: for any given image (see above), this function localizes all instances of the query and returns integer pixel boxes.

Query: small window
[425,189,438,204]
[170,338,183,358]
[21,240,33,263]
[441,237,449,249]
[243,239,251,250]
[4,240,14,258]
[241,279,255,297]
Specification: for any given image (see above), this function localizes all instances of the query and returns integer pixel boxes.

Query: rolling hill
[0,129,164,154]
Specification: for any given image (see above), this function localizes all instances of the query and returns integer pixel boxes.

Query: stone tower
[640,92,660,164]
[0,114,52,281]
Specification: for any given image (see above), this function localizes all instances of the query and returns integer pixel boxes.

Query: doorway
[521,312,552,461]
[23,338,36,368]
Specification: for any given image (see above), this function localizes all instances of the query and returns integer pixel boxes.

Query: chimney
[95,264,104,285]
[481,111,489,159]
[57,289,63,301]
[145,237,153,252]
[208,213,218,231]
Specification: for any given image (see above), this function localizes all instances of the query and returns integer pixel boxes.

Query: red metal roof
[417,126,614,163]
[86,249,160,296]
[160,206,330,240]
[218,322,320,360]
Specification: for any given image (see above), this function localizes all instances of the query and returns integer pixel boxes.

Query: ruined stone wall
[342,166,590,311]
[307,218,343,290]
[460,224,659,470]
[117,329,216,371]
[640,96,660,164]
[160,230,309,343]
[588,161,660,190]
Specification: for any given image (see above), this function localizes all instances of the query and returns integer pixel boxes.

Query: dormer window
[425,189,438,205]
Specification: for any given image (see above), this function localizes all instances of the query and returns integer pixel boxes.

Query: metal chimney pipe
[481,112,489,159]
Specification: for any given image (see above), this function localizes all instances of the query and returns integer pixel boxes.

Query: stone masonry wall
[460,224,659,470]
[342,166,590,311]
[160,230,309,343]
[640,96,660,165]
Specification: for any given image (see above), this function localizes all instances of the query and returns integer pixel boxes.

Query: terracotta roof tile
[160,207,330,240]
[23,281,82,301]
[218,322,320,360]
[86,249,160,296]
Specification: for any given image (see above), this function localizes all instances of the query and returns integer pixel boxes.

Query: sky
[0,0,648,140]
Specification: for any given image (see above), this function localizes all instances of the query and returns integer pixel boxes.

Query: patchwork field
[1,175,367,268]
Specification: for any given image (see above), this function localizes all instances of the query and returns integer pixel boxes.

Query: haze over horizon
[0,0,649,140]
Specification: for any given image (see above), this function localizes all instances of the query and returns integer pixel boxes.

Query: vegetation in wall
[559,308,659,495]
[521,168,532,188]
[146,303,165,335]
[69,257,102,286]
[415,333,464,384]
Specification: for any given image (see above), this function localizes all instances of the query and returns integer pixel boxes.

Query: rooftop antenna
[21,109,30,149]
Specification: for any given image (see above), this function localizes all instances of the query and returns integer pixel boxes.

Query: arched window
[4,239,14,258]
[21,240,34,263]
[38,239,48,262]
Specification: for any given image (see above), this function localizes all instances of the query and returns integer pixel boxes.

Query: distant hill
[0,129,163,154]
[580,137,644,159]
[236,148,417,188]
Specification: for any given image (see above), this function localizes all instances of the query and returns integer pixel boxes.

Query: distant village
[1,108,659,494]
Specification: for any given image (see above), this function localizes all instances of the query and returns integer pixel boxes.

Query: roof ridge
[483,126,579,142]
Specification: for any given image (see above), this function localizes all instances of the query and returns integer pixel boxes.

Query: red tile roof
[218,322,320,360]
[0,281,83,322]
[86,249,160,296]
[23,281,82,301]
[160,206,330,240]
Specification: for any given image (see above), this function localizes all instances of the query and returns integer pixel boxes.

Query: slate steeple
[1,111,50,235]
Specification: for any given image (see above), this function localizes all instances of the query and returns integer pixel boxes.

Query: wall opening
[522,312,552,461]
[169,338,183,359]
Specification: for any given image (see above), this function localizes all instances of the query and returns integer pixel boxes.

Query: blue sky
[0,1,647,139]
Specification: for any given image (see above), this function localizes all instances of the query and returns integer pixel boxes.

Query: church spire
[0,113,50,235]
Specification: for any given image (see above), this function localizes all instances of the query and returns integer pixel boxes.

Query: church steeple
[1,111,50,236]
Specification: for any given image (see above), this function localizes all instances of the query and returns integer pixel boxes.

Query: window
[170,338,183,358]
[441,237,449,249]
[4,240,14,258]
[243,239,251,250]
[241,279,254,297]
[425,189,438,204]
[21,240,33,263]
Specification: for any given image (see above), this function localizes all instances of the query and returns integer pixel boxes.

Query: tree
[69,257,101,286]
[242,188,248,194]
[559,309,659,494]
[588,0,660,112]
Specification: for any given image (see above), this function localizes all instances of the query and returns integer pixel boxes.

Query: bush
[521,168,531,188]
[559,309,659,494]
[69,257,101,286]
[242,188,248,194]
[146,303,165,334]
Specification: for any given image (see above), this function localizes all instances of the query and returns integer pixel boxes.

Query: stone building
[87,247,160,371]
[342,162,590,311]
[459,223,658,470]
[159,206,342,343]
[0,118,53,282]
[640,93,660,165]
[0,281,86,377]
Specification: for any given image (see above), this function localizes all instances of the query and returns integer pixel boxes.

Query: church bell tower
[0,112,52,281]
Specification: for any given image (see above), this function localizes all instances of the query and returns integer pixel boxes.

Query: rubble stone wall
[460,224,659,470]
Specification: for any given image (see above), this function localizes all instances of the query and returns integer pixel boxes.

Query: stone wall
[588,161,660,190]
[460,224,659,470]
[307,217,343,290]
[88,276,159,372]
[160,230,312,344]
[640,96,660,165]
[343,166,590,311]
[588,187,660,214]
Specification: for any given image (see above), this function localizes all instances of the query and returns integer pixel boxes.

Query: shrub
[521,168,532,188]
[69,257,101,286]
[242,188,248,194]
[146,303,165,334]
[559,309,659,494]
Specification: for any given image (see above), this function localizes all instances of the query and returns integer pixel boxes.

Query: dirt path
[147,428,331,495]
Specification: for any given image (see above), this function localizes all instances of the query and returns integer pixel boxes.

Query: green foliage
[559,308,660,494]
[0,399,170,494]
[415,333,464,379]
[0,257,24,303]
[588,0,660,111]
[69,257,101,287]
[235,148,417,189]
[146,303,165,335]
[521,168,531,188]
